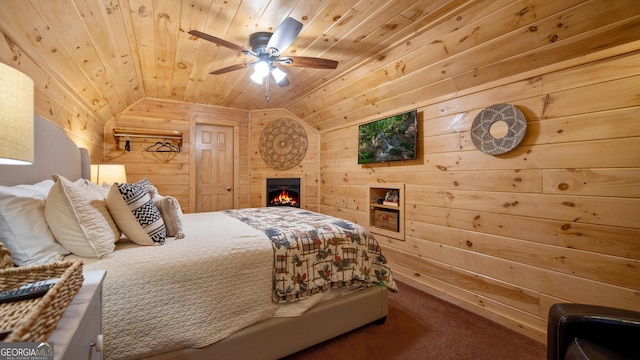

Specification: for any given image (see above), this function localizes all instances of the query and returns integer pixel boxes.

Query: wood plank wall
[3,0,638,346]
[105,98,251,213]
[249,109,320,212]
[310,23,640,346]
[105,103,321,213]
[0,29,104,163]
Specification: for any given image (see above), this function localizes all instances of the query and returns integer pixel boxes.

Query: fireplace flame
[271,190,297,206]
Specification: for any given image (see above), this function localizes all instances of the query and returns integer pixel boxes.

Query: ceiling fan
[189,17,338,101]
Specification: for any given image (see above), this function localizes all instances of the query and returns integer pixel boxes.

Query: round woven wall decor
[470,103,527,155]
[259,118,308,170]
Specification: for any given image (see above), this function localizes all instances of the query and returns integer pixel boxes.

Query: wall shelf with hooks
[113,128,183,152]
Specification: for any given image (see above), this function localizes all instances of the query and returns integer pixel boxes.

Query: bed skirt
[141,285,388,360]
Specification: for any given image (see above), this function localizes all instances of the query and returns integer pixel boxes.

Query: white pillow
[92,182,111,199]
[0,180,69,266]
[44,175,119,258]
[106,183,166,245]
[152,195,185,239]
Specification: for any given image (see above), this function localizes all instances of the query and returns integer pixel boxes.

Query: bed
[0,115,396,360]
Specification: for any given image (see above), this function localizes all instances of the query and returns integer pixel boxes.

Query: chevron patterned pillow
[136,177,158,197]
[106,182,166,245]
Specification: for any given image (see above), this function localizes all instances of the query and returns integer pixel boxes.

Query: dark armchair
[547,303,640,360]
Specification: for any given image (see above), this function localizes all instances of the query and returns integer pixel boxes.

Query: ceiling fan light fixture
[254,61,270,77]
[250,71,264,84]
[271,67,287,84]
[190,17,338,101]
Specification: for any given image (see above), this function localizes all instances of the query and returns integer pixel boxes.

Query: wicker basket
[0,242,13,269]
[0,260,84,342]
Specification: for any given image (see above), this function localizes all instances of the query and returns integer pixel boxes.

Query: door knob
[226,187,231,191]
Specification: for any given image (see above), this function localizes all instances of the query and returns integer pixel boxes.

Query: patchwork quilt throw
[224,207,397,302]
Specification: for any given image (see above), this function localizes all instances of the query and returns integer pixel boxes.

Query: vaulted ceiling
[2,0,639,134]
[0,0,441,121]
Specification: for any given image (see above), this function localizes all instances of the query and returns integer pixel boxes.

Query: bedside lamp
[0,63,34,165]
[91,164,127,185]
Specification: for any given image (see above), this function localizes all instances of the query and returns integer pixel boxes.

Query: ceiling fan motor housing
[250,32,273,54]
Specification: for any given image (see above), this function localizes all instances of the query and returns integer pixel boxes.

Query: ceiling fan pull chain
[265,77,270,102]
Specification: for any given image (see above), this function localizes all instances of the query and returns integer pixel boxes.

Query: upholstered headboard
[0,115,90,186]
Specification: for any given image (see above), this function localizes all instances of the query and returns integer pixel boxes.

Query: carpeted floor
[283,281,546,360]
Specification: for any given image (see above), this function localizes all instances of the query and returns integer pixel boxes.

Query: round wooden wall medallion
[259,118,308,170]
[470,103,527,155]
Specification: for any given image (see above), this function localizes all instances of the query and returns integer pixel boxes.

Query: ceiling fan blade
[210,63,252,75]
[281,56,338,69]
[266,17,302,55]
[189,30,248,53]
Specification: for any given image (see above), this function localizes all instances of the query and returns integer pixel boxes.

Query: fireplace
[266,178,300,208]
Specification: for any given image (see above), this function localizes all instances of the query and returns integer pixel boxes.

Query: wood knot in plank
[441,191,454,200]
[382,23,398,31]
[473,215,481,228]
[555,256,567,264]
[518,7,531,16]
[138,5,150,17]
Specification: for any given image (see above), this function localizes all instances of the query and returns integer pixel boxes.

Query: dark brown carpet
[283,281,546,360]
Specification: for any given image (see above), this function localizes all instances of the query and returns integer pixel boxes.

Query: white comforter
[68,212,278,360]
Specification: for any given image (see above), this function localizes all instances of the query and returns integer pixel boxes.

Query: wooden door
[195,124,234,212]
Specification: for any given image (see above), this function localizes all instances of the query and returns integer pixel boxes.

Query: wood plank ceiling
[0,0,437,122]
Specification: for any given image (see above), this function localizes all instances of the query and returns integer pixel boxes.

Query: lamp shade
[91,164,127,185]
[271,67,287,84]
[0,62,34,165]
[254,61,270,77]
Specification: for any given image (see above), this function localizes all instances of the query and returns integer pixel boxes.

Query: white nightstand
[48,269,106,360]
